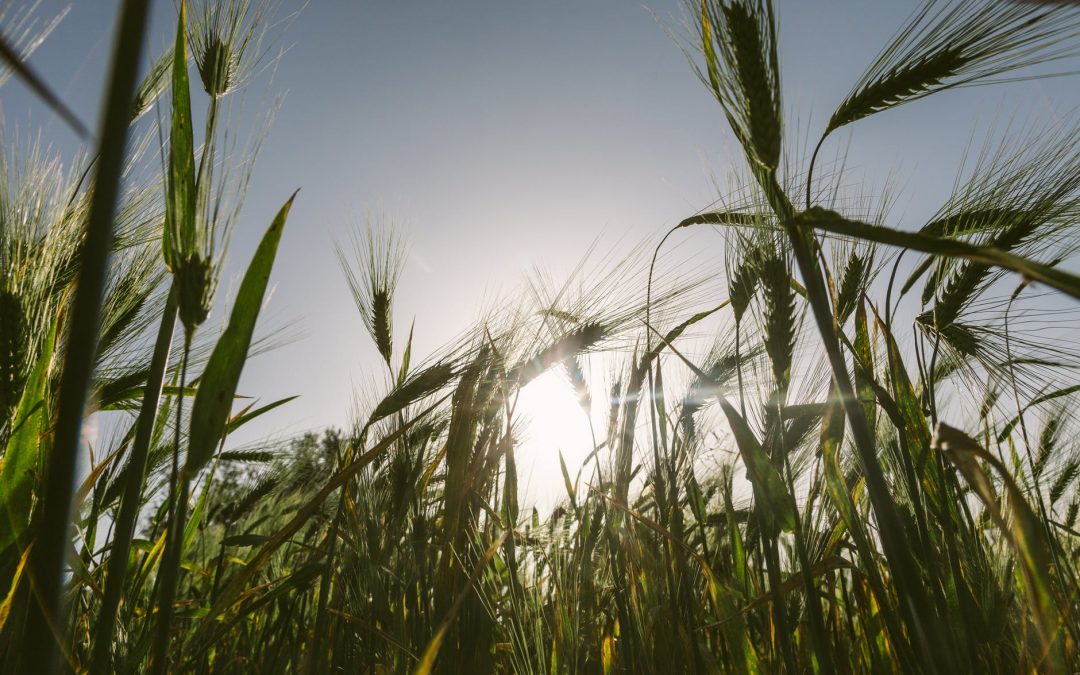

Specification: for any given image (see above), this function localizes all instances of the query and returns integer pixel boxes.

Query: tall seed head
[759,253,795,390]
[175,252,216,333]
[337,219,407,368]
[695,0,783,173]
[197,35,239,98]
[189,0,280,99]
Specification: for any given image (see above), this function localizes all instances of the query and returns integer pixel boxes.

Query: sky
[3,0,1079,506]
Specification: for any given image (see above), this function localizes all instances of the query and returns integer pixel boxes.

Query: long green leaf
[225,395,299,435]
[681,206,1080,302]
[413,532,507,675]
[796,207,1080,302]
[24,1,154,669]
[185,192,297,477]
[0,319,55,558]
[716,397,796,534]
[934,423,1065,671]
[163,1,195,269]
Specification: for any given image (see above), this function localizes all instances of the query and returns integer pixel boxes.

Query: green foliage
[0,318,54,562]
[1,1,1079,673]
[185,194,295,478]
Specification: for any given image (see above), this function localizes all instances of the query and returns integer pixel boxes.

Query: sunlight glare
[513,368,598,512]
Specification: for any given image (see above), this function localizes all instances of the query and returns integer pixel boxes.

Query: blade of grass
[23,2,153,671]
[0,318,55,559]
[413,531,507,675]
[91,284,177,674]
[185,191,297,477]
[795,207,1080,302]
[151,191,297,673]
[0,32,90,139]
[933,422,1066,671]
[643,321,795,534]
[187,394,449,652]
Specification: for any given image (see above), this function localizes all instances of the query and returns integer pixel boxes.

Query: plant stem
[22,2,152,672]
[91,282,178,674]
[151,331,192,674]
[755,165,951,671]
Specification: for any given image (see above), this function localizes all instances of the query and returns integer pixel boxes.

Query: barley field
[1,0,1079,673]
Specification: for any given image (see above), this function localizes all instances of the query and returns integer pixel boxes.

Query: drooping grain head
[826,1,1080,139]
[721,1,780,171]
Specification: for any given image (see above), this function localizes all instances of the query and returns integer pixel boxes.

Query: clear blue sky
[4,1,1078,503]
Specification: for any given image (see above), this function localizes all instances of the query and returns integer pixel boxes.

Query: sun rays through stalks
[0,1,1079,673]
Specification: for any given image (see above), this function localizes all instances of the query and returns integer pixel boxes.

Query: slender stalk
[22,2,152,672]
[91,282,179,674]
[304,517,339,674]
[805,133,827,210]
[771,181,953,671]
[784,448,835,674]
[151,332,192,674]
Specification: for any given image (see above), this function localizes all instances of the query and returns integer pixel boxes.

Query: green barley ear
[727,246,759,324]
[175,251,216,331]
[511,321,607,387]
[695,0,782,172]
[337,218,407,368]
[917,122,1080,340]
[828,43,963,137]
[1065,499,1079,530]
[1050,458,1079,507]
[834,251,867,324]
[807,1,1080,208]
[365,361,457,429]
[565,354,592,416]
[826,1,1080,139]
[130,43,175,123]
[1032,412,1062,484]
[196,34,237,99]
[189,0,277,98]
[758,250,795,390]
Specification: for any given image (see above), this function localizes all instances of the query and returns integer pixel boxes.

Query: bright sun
[512,369,599,512]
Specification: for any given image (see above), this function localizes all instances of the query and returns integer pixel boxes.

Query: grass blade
[796,207,1080,302]
[185,192,297,477]
[0,32,90,139]
[22,2,153,670]
[934,423,1066,671]
[0,319,55,559]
